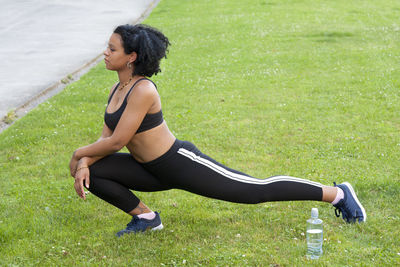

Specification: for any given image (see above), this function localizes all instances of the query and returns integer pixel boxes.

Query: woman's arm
[72,82,157,161]
[70,81,118,176]
[76,124,113,168]
[70,123,113,177]
[71,124,114,199]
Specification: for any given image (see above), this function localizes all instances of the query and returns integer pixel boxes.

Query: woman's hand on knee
[69,152,79,177]
[74,167,90,200]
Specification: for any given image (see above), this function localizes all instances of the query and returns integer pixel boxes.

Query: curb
[0,0,160,133]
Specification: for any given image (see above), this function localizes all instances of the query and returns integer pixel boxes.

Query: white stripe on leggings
[177,148,323,187]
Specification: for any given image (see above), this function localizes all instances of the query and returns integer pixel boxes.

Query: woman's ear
[129,52,137,64]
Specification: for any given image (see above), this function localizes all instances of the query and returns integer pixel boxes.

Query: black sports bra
[104,78,164,133]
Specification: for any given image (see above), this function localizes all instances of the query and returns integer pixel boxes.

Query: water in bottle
[306,208,323,259]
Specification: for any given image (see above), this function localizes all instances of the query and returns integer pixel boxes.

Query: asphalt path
[0,0,158,125]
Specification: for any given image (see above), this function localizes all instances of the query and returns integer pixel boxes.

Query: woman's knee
[88,165,98,176]
[89,161,107,177]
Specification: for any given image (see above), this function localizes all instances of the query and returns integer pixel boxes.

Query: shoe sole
[117,223,164,237]
[151,223,164,231]
[342,182,367,222]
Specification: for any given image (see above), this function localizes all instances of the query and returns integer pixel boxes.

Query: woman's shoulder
[124,79,158,108]
[136,78,157,91]
[129,78,158,97]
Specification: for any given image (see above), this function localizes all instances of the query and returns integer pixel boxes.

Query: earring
[127,62,132,69]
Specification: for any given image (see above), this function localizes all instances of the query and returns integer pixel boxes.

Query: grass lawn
[1,0,399,265]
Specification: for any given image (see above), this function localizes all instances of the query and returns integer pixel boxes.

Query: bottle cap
[311,208,318,218]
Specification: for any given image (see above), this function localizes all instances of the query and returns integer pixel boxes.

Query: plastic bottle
[306,208,323,259]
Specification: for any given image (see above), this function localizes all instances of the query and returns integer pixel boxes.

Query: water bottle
[306,208,323,259]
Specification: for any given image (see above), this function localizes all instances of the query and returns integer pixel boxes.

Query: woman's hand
[69,151,79,177]
[74,166,90,200]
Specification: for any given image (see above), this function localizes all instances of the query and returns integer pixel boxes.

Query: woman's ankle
[128,201,152,216]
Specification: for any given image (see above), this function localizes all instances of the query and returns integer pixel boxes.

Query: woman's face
[104,33,134,71]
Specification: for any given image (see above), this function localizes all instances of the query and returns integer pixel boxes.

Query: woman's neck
[117,69,134,84]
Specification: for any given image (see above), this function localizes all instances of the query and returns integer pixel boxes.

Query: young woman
[69,24,366,237]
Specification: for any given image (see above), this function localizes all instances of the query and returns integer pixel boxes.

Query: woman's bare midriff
[126,122,176,163]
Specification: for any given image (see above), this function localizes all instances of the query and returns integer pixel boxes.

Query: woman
[69,24,366,237]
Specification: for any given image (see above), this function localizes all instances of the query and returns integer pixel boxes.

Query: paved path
[0,0,158,123]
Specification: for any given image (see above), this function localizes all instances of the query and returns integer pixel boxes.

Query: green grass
[1,0,400,265]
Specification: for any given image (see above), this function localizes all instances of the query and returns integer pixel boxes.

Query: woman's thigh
[90,153,171,192]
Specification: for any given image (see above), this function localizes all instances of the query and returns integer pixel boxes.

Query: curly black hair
[113,24,170,77]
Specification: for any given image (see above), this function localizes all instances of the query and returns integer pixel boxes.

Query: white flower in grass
[236,233,241,238]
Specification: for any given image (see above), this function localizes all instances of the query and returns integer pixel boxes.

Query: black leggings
[87,140,323,213]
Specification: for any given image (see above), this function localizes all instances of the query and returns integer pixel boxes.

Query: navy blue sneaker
[333,182,366,223]
[116,211,163,237]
